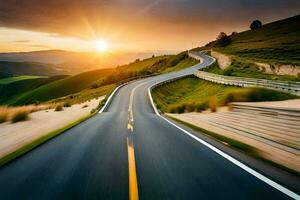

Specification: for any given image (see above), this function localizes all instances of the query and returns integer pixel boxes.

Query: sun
[95,40,108,52]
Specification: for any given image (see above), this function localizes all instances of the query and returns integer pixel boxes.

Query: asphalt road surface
[0,52,298,199]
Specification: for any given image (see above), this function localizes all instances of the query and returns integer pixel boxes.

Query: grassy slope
[198,15,300,81]
[46,84,115,105]
[117,55,169,73]
[203,61,300,81]
[152,76,297,113]
[3,52,198,105]
[216,15,300,65]
[162,57,198,73]
[0,76,44,84]
[5,69,114,105]
[0,75,68,104]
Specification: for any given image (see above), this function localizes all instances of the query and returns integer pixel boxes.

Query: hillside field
[152,76,297,113]
[0,76,45,85]
[202,15,300,65]
[1,52,198,106]
[194,15,300,81]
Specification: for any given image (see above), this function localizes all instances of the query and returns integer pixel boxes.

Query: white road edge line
[99,84,125,113]
[147,83,300,200]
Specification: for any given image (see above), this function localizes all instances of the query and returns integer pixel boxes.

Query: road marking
[126,81,150,200]
[127,136,139,200]
[147,83,300,200]
[99,84,126,113]
[127,82,150,131]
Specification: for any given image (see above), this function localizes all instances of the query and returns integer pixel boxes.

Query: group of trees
[214,20,262,47]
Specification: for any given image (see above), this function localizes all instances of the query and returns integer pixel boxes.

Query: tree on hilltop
[250,20,262,30]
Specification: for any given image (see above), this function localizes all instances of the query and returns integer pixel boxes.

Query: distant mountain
[0,50,173,75]
[0,50,79,64]
[0,61,68,76]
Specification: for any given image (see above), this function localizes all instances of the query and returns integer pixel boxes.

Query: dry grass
[0,104,56,123]
[0,107,8,123]
[11,110,29,123]
[55,105,63,112]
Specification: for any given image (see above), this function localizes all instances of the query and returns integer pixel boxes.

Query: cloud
[14,40,31,43]
[0,0,299,50]
[23,44,50,48]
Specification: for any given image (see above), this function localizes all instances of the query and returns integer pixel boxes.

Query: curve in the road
[0,52,299,200]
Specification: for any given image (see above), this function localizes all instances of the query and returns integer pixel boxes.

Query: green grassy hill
[0,76,44,85]
[2,52,198,105]
[4,69,114,105]
[152,76,297,113]
[196,15,300,81]
[0,75,68,104]
[202,15,300,65]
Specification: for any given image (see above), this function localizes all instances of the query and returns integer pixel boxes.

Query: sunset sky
[0,0,299,53]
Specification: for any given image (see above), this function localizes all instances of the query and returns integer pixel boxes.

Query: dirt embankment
[211,51,231,69]
[256,62,300,76]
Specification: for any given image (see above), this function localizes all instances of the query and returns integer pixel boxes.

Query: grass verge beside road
[152,76,297,113]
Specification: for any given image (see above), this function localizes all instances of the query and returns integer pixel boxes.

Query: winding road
[0,52,299,199]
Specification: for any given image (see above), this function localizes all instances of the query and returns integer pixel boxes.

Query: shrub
[90,83,99,89]
[224,87,296,104]
[90,108,96,114]
[12,110,29,123]
[216,32,231,47]
[250,20,262,30]
[208,96,218,112]
[196,102,208,112]
[63,102,71,107]
[0,108,8,123]
[55,105,63,112]
[168,104,185,113]
[185,103,196,112]
[177,104,186,113]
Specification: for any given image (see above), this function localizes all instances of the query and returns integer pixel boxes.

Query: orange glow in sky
[0,0,299,53]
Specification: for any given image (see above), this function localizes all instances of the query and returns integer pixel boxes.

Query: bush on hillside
[55,105,63,112]
[250,20,262,30]
[12,110,29,123]
[90,108,97,114]
[216,32,231,47]
[208,96,218,112]
[90,83,99,89]
[169,101,208,114]
[63,102,71,107]
[224,87,296,104]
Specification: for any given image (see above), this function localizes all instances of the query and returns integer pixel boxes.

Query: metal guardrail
[194,71,300,96]
[187,51,300,96]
